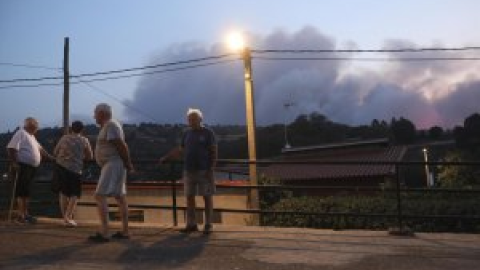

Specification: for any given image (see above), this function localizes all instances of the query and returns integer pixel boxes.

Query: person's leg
[16,197,26,219]
[186,195,197,227]
[66,196,78,220]
[114,195,129,236]
[59,193,68,220]
[203,195,213,225]
[94,194,109,236]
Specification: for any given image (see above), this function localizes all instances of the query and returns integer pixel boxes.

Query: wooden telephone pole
[63,37,70,134]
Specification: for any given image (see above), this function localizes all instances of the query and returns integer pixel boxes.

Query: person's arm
[7,131,21,169]
[7,148,19,169]
[209,145,217,170]
[110,138,134,172]
[84,138,93,161]
[40,147,55,162]
[159,147,182,164]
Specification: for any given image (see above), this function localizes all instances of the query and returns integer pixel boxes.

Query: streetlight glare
[227,32,245,51]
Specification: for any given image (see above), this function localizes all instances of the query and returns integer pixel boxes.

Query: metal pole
[63,37,70,135]
[422,148,430,187]
[170,162,178,227]
[395,164,403,232]
[243,47,259,219]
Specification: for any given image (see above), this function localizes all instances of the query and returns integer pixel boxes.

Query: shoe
[111,231,130,240]
[180,224,199,233]
[15,216,26,224]
[203,224,213,235]
[24,215,37,224]
[88,233,110,243]
[64,219,77,227]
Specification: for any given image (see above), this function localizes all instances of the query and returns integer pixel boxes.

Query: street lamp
[283,102,294,149]
[422,148,431,187]
[227,32,259,212]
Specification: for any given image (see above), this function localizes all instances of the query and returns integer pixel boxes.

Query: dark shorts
[15,163,37,197]
[56,164,82,198]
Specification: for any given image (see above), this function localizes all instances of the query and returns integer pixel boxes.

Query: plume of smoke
[125,26,480,128]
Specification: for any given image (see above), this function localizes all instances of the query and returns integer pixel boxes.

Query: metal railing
[1,159,480,233]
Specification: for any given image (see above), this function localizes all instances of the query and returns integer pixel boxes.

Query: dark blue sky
[1,0,480,131]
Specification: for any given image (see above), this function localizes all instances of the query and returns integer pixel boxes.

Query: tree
[437,150,480,188]
[429,126,444,140]
[391,117,416,144]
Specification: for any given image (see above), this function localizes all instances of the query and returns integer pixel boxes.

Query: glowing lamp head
[227,32,246,52]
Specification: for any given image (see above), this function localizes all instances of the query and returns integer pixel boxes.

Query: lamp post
[422,148,431,187]
[283,102,294,150]
[227,33,259,214]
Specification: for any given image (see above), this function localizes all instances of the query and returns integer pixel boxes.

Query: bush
[262,191,480,233]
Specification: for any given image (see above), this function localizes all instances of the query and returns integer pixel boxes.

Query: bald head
[94,103,112,126]
[24,117,39,134]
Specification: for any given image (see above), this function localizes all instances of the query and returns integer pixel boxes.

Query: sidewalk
[1,218,479,270]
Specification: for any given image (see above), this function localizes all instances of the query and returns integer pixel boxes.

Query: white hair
[186,108,203,120]
[24,117,38,128]
[95,103,112,116]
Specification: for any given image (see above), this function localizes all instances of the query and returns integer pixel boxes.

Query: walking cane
[7,166,18,223]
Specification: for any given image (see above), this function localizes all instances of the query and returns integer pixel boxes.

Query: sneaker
[24,215,37,224]
[64,219,77,227]
[203,224,213,235]
[180,224,199,233]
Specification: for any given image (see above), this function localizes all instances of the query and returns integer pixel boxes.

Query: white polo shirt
[7,128,42,167]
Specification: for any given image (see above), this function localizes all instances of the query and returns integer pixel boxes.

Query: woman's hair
[71,121,84,134]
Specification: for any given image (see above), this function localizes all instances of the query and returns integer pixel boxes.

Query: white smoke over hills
[125,26,480,129]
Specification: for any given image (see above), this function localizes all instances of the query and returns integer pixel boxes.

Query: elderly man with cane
[7,117,54,224]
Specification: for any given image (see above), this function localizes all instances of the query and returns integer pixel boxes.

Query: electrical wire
[0,54,238,83]
[73,78,160,123]
[252,56,480,62]
[0,62,61,71]
[0,58,240,90]
[252,46,480,54]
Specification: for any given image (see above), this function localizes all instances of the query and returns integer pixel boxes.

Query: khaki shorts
[95,159,126,197]
[183,170,215,196]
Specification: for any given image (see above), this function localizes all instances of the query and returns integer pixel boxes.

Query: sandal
[111,231,130,239]
[88,233,110,243]
[180,224,199,233]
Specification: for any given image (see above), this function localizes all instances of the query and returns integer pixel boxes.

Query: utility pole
[242,47,259,217]
[63,37,70,135]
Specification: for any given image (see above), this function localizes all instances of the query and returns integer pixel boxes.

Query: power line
[252,56,480,61]
[0,58,240,90]
[71,53,237,79]
[0,62,61,71]
[2,45,479,84]
[252,46,480,54]
[72,58,240,84]
[73,78,160,123]
[0,54,238,83]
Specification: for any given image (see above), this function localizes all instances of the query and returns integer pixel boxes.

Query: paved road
[1,219,480,270]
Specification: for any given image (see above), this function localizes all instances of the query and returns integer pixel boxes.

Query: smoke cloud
[125,26,480,128]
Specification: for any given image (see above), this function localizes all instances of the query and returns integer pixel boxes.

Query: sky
[1,0,480,132]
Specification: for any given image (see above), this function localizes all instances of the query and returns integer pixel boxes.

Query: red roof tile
[260,146,406,181]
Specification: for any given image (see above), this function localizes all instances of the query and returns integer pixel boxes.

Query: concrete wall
[76,183,252,226]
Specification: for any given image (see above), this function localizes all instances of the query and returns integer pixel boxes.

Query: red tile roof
[260,146,406,182]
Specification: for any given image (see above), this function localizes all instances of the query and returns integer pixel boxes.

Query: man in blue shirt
[160,108,217,234]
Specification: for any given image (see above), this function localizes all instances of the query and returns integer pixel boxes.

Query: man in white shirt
[7,117,53,224]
